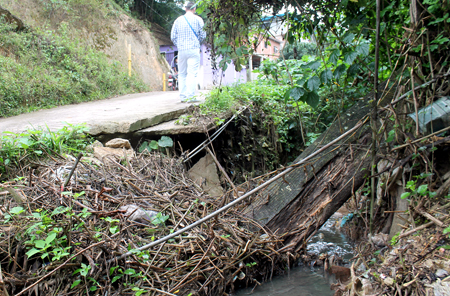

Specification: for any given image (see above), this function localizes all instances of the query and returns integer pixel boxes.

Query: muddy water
[234,214,353,296]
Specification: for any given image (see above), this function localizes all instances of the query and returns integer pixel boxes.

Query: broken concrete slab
[0,91,204,136]
[136,118,216,136]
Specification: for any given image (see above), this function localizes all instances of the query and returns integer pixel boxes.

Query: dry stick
[14,241,105,296]
[398,221,434,239]
[106,120,366,264]
[169,238,215,293]
[391,125,450,151]
[62,152,83,192]
[0,262,10,296]
[206,147,238,195]
[415,207,444,228]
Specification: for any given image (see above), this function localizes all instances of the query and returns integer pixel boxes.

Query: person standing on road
[171,1,206,102]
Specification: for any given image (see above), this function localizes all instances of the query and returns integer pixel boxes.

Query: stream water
[234,214,354,296]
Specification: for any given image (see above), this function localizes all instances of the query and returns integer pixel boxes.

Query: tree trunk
[242,82,396,251]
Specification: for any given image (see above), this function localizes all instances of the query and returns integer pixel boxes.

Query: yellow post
[128,44,131,77]
[163,73,166,91]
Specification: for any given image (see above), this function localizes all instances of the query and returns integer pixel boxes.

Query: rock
[361,278,375,295]
[105,138,132,149]
[188,154,223,197]
[436,269,449,278]
[86,140,104,153]
[94,147,135,163]
[370,233,388,247]
[327,265,351,282]
[383,276,395,286]
[120,204,157,225]
[428,278,450,296]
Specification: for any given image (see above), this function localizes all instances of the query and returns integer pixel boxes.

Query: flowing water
[234,214,353,296]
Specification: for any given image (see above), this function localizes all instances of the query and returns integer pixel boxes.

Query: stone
[436,269,449,278]
[120,204,157,225]
[370,233,388,247]
[86,140,104,153]
[105,138,132,149]
[361,278,375,295]
[188,154,223,198]
[93,147,135,164]
[383,276,395,286]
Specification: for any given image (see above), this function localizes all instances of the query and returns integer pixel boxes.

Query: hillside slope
[0,0,168,91]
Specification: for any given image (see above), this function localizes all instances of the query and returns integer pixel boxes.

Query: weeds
[0,18,148,118]
[0,123,92,178]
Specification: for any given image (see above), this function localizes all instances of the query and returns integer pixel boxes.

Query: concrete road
[0,91,205,135]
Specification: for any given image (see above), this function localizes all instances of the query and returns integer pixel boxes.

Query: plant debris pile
[0,152,289,296]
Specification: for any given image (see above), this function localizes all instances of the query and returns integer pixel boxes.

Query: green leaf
[90,286,97,292]
[300,91,320,109]
[333,64,347,79]
[149,140,159,150]
[283,89,291,103]
[342,33,355,44]
[302,60,321,71]
[400,192,411,199]
[344,51,358,64]
[386,130,395,143]
[26,248,40,258]
[320,69,333,85]
[417,184,428,196]
[110,225,119,234]
[347,64,360,76]
[10,206,24,215]
[328,49,340,65]
[289,87,305,101]
[356,43,370,56]
[34,240,46,249]
[124,268,136,275]
[306,76,321,91]
[138,141,148,153]
[112,275,122,283]
[157,136,173,148]
[71,280,82,289]
[45,232,57,245]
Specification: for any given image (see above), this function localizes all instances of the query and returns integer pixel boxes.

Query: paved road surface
[0,91,204,135]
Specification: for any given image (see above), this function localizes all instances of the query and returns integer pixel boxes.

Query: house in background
[248,14,285,80]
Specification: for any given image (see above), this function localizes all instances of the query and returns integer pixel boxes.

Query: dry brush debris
[0,152,290,296]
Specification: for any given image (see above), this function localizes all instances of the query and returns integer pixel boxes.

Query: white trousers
[178,49,200,101]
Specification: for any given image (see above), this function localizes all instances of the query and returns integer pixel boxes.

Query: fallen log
[242,82,396,252]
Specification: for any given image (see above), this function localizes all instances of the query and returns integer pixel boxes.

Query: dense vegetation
[0,1,148,118]
[113,0,184,32]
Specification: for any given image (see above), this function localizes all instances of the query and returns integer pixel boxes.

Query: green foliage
[138,136,174,153]
[151,212,169,226]
[0,124,92,177]
[282,41,318,60]
[113,0,184,32]
[401,178,437,201]
[0,19,148,118]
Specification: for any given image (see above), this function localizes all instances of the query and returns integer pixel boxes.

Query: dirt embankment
[0,0,169,91]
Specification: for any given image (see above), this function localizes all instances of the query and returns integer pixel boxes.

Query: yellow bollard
[163,73,166,91]
[128,44,131,77]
